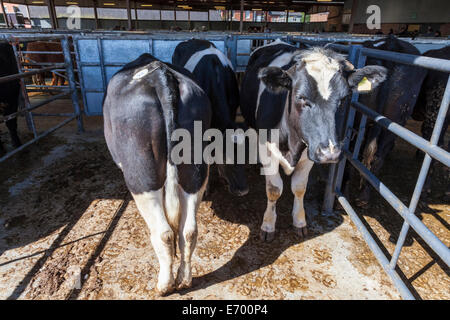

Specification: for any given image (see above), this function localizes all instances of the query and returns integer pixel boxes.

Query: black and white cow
[412,45,450,194]
[0,42,21,154]
[354,35,428,205]
[240,41,387,241]
[172,39,248,196]
[103,53,211,295]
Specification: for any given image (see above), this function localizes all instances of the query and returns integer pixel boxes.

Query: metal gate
[288,39,450,300]
[0,34,83,163]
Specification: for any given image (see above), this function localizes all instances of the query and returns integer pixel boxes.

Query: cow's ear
[348,65,388,93]
[258,67,293,93]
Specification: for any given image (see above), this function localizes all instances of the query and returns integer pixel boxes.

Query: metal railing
[289,38,450,299]
[0,34,83,163]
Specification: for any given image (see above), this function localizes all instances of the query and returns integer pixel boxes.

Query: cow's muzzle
[315,141,342,164]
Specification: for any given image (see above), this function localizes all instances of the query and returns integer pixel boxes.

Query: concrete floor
[0,96,448,300]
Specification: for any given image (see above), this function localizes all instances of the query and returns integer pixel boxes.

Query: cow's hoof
[259,230,275,242]
[175,271,192,290]
[176,279,192,290]
[293,226,308,239]
[156,281,175,296]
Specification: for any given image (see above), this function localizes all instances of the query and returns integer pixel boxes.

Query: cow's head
[259,47,387,164]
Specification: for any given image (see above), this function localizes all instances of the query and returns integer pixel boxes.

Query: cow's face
[259,48,387,164]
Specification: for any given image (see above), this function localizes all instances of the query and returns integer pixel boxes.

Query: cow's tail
[153,62,181,256]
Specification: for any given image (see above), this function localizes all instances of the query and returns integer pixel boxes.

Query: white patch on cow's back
[184,46,233,72]
[255,51,297,118]
[250,38,293,56]
[302,50,340,100]
[373,40,385,47]
[133,68,149,80]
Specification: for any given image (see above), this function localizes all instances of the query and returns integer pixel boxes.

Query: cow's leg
[291,150,314,238]
[176,186,205,289]
[132,189,175,295]
[260,170,283,242]
[50,73,57,86]
[5,97,21,148]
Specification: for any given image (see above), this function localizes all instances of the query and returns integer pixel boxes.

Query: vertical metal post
[126,0,132,31]
[389,75,450,268]
[61,37,84,132]
[47,0,58,29]
[239,0,244,33]
[159,6,162,29]
[207,9,210,30]
[1,0,10,28]
[11,40,37,137]
[188,9,191,30]
[323,45,360,213]
[134,0,138,30]
[348,0,358,34]
[93,0,99,29]
[174,5,177,27]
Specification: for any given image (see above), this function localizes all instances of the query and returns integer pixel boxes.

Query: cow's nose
[315,143,341,164]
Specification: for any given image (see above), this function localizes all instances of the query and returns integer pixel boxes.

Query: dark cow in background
[0,42,22,154]
[104,53,212,295]
[412,46,450,194]
[240,41,387,241]
[172,39,248,196]
[25,41,66,86]
[352,35,428,206]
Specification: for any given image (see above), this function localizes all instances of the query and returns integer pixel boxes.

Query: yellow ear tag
[358,76,372,92]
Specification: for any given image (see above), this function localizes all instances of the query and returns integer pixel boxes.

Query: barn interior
[0,0,449,301]
[1,0,449,36]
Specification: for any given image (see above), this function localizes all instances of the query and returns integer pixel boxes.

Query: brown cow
[24,41,66,87]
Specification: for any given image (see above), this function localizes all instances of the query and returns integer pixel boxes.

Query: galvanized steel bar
[62,37,84,133]
[343,151,450,267]
[11,42,37,138]
[352,101,450,167]
[361,47,450,73]
[336,191,415,300]
[0,115,77,163]
[389,75,450,268]
[0,91,71,123]
[0,64,66,83]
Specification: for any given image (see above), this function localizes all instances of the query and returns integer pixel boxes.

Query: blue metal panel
[152,40,183,63]
[81,66,103,90]
[77,39,100,63]
[102,39,151,64]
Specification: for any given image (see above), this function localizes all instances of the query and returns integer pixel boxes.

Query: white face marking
[328,139,335,153]
[255,52,297,118]
[250,38,293,56]
[184,46,233,72]
[303,51,340,100]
